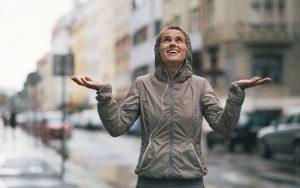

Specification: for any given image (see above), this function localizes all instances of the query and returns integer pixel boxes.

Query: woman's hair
[154,26,193,68]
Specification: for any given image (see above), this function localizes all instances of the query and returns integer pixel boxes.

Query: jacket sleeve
[96,79,140,137]
[201,79,245,134]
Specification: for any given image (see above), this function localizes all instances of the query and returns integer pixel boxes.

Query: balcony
[203,22,298,47]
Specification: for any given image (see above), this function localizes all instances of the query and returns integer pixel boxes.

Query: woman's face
[159,29,187,66]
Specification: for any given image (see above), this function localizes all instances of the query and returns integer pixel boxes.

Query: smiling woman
[71,26,271,188]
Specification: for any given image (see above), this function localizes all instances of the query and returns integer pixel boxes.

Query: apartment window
[133,65,148,79]
[133,26,148,45]
[174,15,181,26]
[154,20,161,35]
[278,0,285,22]
[189,8,200,33]
[252,54,283,84]
[265,0,274,10]
[278,0,285,11]
[116,35,130,61]
[206,0,214,26]
[250,0,261,24]
[132,0,148,10]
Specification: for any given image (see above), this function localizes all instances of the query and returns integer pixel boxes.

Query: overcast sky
[0,0,76,92]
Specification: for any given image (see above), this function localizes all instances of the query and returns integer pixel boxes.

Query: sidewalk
[0,123,79,188]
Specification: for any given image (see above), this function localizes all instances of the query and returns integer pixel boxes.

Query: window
[154,20,161,35]
[252,54,283,84]
[174,15,181,26]
[132,0,148,10]
[133,65,148,79]
[278,0,285,22]
[250,0,261,24]
[206,0,214,26]
[264,0,274,22]
[133,26,148,45]
[189,8,200,33]
[278,0,285,11]
[116,35,130,61]
[265,0,274,10]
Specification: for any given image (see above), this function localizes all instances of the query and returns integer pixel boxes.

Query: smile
[167,49,179,55]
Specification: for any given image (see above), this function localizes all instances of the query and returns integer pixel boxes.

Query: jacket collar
[154,61,193,83]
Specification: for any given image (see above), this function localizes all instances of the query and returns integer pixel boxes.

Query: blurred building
[36,54,61,110]
[130,0,163,79]
[201,0,300,112]
[162,0,203,76]
[69,3,90,109]
[96,1,116,93]
[113,0,132,98]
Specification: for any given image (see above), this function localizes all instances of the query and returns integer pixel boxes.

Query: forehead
[160,29,186,39]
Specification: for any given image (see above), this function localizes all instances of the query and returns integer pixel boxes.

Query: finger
[80,78,90,86]
[250,76,261,83]
[254,78,272,85]
[250,76,260,81]
[71,77,85,86]
[85,76,93,81]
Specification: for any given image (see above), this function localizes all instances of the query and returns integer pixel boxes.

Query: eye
[163,37,171,42]
[176,38,183,43]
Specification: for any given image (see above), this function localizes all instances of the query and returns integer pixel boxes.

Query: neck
[164,61,182,78]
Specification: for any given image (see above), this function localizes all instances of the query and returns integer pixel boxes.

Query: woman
[71,26,271,188]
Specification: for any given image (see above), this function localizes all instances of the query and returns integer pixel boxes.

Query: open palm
[236,76,271,90]
[71,76,103,91]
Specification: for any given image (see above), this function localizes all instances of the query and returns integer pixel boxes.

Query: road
[62,129,300,188]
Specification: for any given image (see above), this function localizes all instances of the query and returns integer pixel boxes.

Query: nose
[169,39,177,47]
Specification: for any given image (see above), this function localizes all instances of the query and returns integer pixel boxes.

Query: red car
[40,111,73,142]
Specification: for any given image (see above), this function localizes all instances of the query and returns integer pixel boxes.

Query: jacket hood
[154,26,193,83]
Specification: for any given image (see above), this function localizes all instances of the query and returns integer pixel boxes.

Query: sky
[0,0,76,92]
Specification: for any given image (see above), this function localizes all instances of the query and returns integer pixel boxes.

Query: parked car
[71,109,103,130]
[206,110,281,152]
[257,111,300,165]
[40,111,73,142]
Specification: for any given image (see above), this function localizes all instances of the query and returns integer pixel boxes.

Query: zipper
[190,143,205,172]
[168,80,174,177]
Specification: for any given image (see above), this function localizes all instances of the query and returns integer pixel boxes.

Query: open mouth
[168,49,179,55]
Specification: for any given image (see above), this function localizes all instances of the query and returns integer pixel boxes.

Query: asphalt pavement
[0,122,78,188]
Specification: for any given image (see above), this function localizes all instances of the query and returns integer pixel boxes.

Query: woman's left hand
[236,76,272,90]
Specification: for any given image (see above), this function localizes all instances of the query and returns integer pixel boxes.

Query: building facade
[201,0,300,112]
[130,0,163,79]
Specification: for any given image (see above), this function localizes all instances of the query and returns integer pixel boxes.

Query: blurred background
[0,0,300,187]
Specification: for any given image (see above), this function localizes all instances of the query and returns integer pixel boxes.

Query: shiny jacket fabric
[96,60,245,179]
[96,26,244,179]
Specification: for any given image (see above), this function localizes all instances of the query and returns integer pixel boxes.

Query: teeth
[169,50,178,54]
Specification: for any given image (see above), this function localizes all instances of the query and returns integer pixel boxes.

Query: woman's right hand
[71,76,103,91]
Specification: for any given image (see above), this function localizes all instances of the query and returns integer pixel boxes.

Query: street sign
[53,54,74,76]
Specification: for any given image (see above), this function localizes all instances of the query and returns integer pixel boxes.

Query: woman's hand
[236,76,272,90]
[71,76,103,91]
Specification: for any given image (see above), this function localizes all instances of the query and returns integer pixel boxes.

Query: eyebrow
[161,35,184,39]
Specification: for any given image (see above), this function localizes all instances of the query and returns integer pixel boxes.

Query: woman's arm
[96,80,140,137]
[201,77,271,134]
[71,76,140,137]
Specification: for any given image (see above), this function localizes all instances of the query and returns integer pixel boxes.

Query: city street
[63,128,300,188]
[1,122,300,188]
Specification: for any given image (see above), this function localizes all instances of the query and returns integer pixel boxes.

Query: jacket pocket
[139,140,153,169]
[190,143,206,173]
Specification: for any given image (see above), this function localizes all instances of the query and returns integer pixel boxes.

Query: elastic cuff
[95,84,112,102]
[230,81,245,96]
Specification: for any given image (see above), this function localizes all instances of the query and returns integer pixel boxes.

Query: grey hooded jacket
[96,31,245,179]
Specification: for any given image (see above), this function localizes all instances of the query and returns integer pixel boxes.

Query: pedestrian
[10,111,17,129]
[71,26,271,188]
